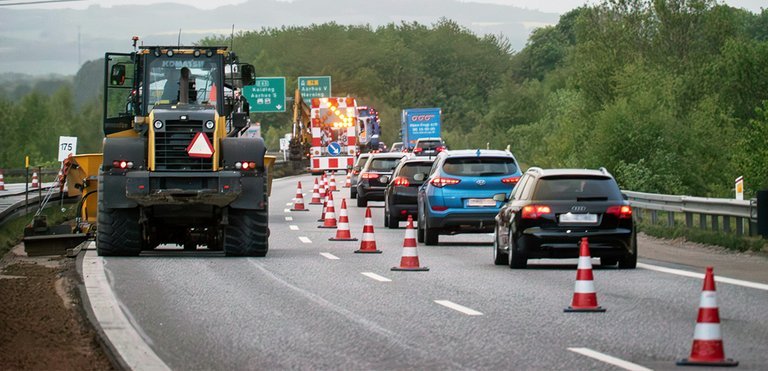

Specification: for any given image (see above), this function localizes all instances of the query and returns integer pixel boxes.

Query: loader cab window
[145,55,222,111]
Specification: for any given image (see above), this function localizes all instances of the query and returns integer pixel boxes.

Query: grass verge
[639,222,766,253]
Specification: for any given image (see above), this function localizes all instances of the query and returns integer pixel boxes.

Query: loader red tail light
[112,160,134,169]
[393,177,409,187]
[430,176,460,188]
[521,205,552,219]
[235,161,257,171]
[606,205,633,219]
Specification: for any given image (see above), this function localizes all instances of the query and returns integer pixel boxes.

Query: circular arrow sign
[327,142,342,156]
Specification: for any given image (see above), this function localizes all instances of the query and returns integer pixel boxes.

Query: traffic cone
[290,181,309,212]
[391,215,429,271]
[564,237,606,312]
[309,178,322,205]
[329,198,357,241]
[355,207,382,254]
[317,189,329,222]
[31,172,39,188]
[318,174,327,198]
[329,172,338,192]
[318,191,337,229]
[344,172,352,188]
[677,267,738,367]
[0,170,5,191]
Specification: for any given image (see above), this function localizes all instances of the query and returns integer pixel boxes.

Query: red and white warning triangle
[186,132,215,158]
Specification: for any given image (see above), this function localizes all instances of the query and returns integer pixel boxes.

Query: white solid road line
[361,272,392,282]
[299,236,312,244]
[283,208,291,213]
[82,245,170,371]
[434,300,483,316]
[285,216,293,221]
[568,347,652,371]
[289,225,299,231]
[638,263,768,291]
[320,252,340,260]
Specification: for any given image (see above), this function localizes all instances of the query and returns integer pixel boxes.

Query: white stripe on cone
[693,323,723,341]
[574,280,597,294]
[699,291,717,308]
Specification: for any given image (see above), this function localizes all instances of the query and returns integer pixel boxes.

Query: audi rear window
[354,155,370,168]
[533,176,623,201]
[416,140,442,149]
[442,157,517,176]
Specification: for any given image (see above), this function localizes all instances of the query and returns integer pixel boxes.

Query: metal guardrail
[624,190,758,237]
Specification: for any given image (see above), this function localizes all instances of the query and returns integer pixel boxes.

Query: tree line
[1,0,766,197]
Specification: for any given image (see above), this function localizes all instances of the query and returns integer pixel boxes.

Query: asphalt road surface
[83,174,768,370]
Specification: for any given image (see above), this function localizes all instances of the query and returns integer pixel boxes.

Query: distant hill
[0,0,558,76]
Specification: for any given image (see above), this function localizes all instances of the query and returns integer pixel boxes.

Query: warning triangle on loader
[186,132,215,158]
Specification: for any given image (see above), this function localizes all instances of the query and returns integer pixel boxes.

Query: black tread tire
[493,226,508,265]
[386,209,399,229]
[618,233,638,269]
[416,206,425,242]
[357,195,368,208]
[97,205,142,257]
[384,211,390,228]
[424,217,439,245]
[350,188,357,199]
[224,208,269,257]
[508,231,527,269]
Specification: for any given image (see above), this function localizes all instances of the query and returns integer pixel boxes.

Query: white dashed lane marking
[361,272,392,282]
[289,225,299,231]
[434,300,483,316]
[320,253,340,260]
[567,347,652,371]
[299,236,312,244]
[638,263,768,291]
[285,216,293,221]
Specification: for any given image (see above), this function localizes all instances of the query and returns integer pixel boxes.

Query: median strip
[568,347,652,371]
[434,300,483,316]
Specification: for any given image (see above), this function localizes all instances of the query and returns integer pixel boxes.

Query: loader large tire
[97,205,142,256]
[224,208,269,257]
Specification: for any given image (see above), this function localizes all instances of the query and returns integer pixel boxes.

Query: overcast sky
[12,0,765,14]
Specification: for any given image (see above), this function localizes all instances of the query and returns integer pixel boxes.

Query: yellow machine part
[265,155,276,196]
[65,153,103,225]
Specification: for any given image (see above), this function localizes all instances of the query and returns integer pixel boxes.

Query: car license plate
[559,213,597,223]
[467,198,496,207]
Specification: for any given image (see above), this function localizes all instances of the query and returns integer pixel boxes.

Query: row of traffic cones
[292,178,427,269]
[566,237,738,367]
[0,170,38,190]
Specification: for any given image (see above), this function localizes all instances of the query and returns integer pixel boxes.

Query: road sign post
[298,76,331,100]
[244,77,286,112]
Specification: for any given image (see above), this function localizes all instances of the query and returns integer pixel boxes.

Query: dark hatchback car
[349,153,371,199]
[383,156,436,228]
[412,137,446,157]
[356,152,407,207]
[493,167,637,269]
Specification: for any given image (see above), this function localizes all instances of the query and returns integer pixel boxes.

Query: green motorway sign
[298,76,331,100]
[243,77,286,112]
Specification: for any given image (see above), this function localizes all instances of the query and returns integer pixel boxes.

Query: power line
[0,0,83,6]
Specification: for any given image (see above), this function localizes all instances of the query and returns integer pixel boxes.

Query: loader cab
[104,46,255,136]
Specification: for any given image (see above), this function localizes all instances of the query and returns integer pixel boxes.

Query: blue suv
[417,149,522,245]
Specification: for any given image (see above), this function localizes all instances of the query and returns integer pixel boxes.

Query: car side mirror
[413,173,425,182]
[110,64,126,86]
[240,64,255,86]
[492,193,508,202]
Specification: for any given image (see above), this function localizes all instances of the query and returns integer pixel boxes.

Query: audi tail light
[606,205,632,219]
[413,147,423,154]
[436,146,446,152]
[361,172,379,179]
[521,205,552,219]
[393,177,410,187]
[430,176,461,188]
[501,176,521,185]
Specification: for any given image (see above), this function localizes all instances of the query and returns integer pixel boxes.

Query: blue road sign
[328,142,342,156]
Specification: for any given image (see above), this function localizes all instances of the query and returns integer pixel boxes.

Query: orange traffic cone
[391,215,429,271]
[318,191,337,229]
[355,207,382,254]
[677,267,738,367]
[344,172,351,188]
[0,169,5,191]
[329,172,338,192]
[564,237,606,312]
[309,178,322,205]
[317,189,329,222]
[31,172,39,188]
[329,198,357,241]
[290,181,309,212]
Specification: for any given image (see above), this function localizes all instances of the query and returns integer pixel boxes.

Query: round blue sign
[327,142,342,156]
